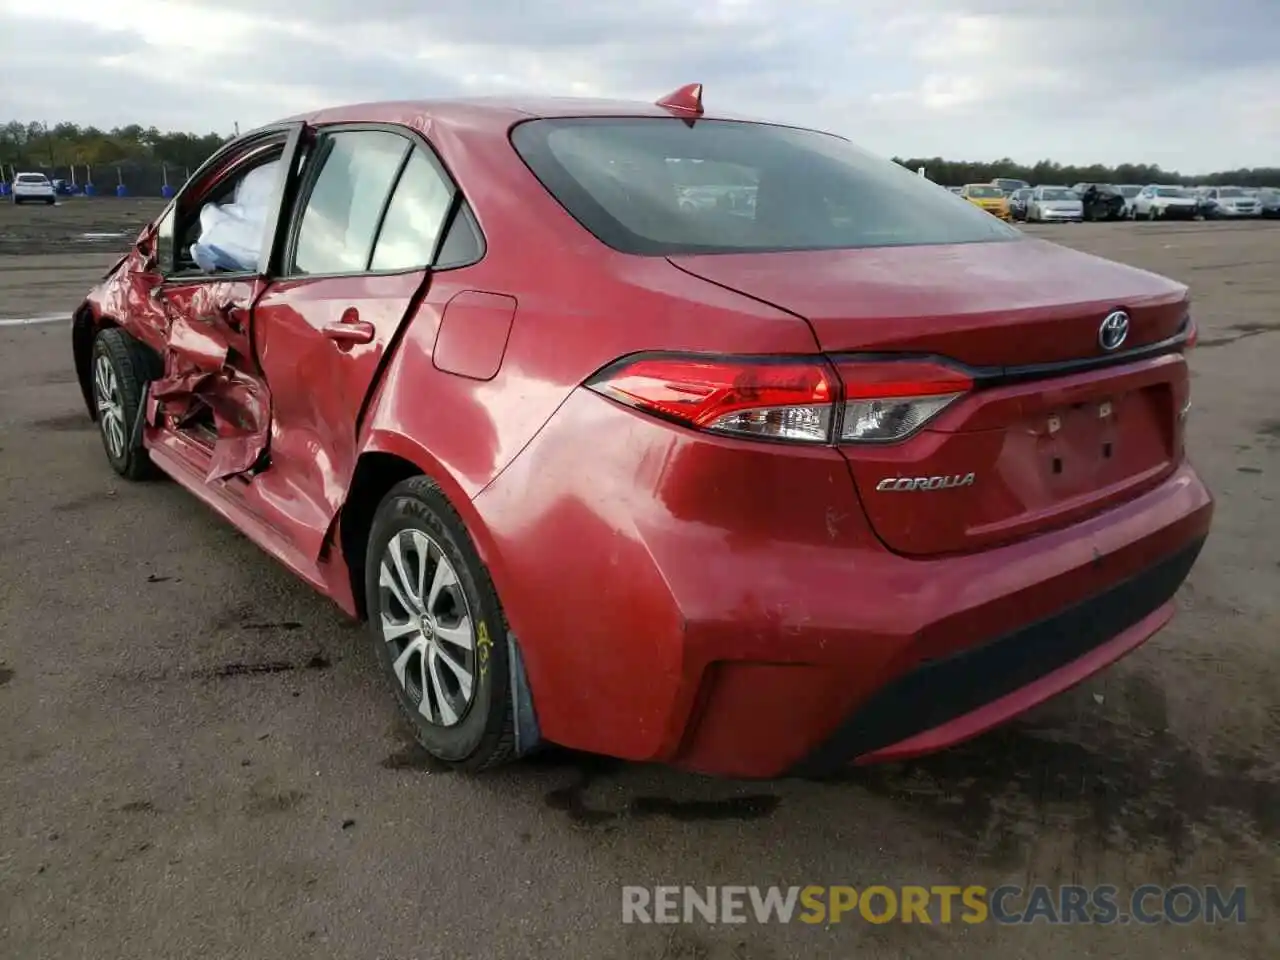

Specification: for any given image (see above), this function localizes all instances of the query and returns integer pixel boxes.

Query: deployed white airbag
[190,160,279,272]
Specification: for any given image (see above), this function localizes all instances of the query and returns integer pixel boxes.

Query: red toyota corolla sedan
[71,86,1212,778]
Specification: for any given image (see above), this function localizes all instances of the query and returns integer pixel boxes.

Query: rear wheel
[91,327,158,480]
[365,477,516,771]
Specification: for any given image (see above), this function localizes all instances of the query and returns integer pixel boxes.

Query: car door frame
[138,123,307,476]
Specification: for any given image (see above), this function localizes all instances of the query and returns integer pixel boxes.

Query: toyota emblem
[1098,310,1130,352]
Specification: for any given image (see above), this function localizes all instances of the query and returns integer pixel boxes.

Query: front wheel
[91,328,158,480]
[365,477,517,772]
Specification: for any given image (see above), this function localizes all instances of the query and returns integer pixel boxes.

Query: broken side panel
[147,279,273,482]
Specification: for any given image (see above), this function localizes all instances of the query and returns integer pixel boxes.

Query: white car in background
[1199,186,1261,218]
[1026,185,1083,222]
[1131,185,1200,220]
[11,172,56,205]
[1116,184,1143,217]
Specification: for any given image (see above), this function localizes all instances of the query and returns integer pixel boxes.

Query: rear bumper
[669,463,1210,778]
[477,389,1213,779]
[789,536,1203,775]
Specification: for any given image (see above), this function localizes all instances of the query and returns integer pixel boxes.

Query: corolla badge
[1098,310,1130,352]
[875,473,976,492]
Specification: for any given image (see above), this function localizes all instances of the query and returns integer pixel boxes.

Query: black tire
[90,327,159,480]
[45,197,55,206]
[11,197,20,205]
[365,476,516,772]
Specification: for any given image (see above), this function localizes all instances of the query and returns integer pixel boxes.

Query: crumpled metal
[147,289,270,482]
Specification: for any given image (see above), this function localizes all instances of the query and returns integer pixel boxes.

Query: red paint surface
[74,96,1214,777]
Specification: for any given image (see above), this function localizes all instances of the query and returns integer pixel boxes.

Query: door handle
[322,318,375,345]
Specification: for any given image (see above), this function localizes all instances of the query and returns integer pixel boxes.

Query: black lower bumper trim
[791,537,1206,776]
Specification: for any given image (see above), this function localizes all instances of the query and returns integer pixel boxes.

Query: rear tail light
[585,355,836,443]
[1184,316,1198,349]
[835,359,973,442]
[585,354,972,445]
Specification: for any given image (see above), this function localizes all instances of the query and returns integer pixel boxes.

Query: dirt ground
[0,198,1276,959]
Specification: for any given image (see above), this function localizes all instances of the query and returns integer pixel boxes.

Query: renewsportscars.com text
[621,884,1248,925]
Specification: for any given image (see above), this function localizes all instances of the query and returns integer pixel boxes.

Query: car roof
[280,95,781,132]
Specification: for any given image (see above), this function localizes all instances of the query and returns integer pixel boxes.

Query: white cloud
[1,0,1276,171]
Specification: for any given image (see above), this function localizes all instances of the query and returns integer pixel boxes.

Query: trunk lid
[669,239,1191,556]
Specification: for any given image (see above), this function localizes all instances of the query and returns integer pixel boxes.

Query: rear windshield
[16,174,48,184]
[1039,188,1077,201]
[1154,187,1187,197]
[510,118,1018,255]
[965,185,1004,198]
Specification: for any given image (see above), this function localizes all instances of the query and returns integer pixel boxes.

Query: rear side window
[511,118,1019,255]
[292,130,409,275]
[370,149,455,271]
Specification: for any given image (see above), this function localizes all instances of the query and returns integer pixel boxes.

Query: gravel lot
[1,199,1276,959]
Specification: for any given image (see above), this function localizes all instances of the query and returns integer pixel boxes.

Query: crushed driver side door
[139,125,305,483]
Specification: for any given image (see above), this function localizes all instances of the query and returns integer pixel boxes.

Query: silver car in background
[1199,186,1261,218]
[1026,185,1083,222]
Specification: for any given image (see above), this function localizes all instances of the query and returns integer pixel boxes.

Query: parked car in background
[1073,183,1127,221]
[1008,187,1034,221]
[1198,186,1261,218]
[1115,185,1143,217]
[959,183,1011,219]
[1026,185,1084,222]
[1258,188,1280,218]
[991,177,1031,196]
[1131,185,1201,220]
[946,185,963,195]
[11,172,56,205]
[67,88,1211,777]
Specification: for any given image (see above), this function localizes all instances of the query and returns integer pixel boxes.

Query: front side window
[511,118,1018,255]
[369,149,455,271]
[185,153,284,274]
[292,130,410,275]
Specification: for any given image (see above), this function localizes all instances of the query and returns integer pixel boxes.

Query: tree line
[1,121,229,175]
[2,119,1276,188]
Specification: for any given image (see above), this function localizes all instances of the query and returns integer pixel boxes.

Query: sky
[1,0,1276,172]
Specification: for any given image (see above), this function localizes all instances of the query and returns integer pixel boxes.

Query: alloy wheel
[378,529,477,727]
[94,353,127,459]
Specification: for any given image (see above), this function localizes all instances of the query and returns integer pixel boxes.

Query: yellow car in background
[960,183,1012,220]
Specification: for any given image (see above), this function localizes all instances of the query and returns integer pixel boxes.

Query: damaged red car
[72,86,1212,778]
